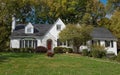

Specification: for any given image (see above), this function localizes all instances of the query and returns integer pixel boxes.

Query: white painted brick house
[10,17,118,55]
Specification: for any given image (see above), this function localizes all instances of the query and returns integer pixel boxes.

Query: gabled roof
[91,27,117,40]
[11,24,53,37]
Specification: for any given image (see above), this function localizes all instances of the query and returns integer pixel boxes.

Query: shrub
[109,55,117,60]
[67,48,73,53]
[91,50,106,58]
[63,47,68,53]
[90,44,106,58]
[82,49,89,56]
[4,48,11,52]
[20,48,34,53]
[88,51,92,57]
[20,48,25,52]
[54,47,64,53]
[91,44,105,51]
[35,46,48,53]
[116,52,120,62]
[100,50,106,57]
[54,47,73,53]
[47,50,54,57]
[27,48,34,53]
[91,50,101,58]
[11,48,20,53]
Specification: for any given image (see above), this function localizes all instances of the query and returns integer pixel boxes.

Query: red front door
[47,39,52,50]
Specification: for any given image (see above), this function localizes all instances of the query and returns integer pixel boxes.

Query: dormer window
[25,23,34,34]
[57,24,61,30]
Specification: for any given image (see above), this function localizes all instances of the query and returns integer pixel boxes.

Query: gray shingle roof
[11,24,117,41]
[11,24,53,37]
[91,27,117,40]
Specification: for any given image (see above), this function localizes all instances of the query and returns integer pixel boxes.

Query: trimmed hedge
[54,47,73,53]
[35,46,48,53]
[10,48,34,53]
[54,47,64,53]
[67,48,73,53]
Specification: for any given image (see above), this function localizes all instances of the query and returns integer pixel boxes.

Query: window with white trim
[20,39,37,48]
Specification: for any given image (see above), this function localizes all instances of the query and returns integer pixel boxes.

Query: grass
[0,53,120,75]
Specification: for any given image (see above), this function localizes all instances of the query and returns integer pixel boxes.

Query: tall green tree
[84,0,106,26]
[0,0,35,50]
[109,10,120,49]
[97,17,111,28]
[59,24,93,52]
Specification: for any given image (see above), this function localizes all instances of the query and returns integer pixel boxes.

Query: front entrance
[47,39,52,50]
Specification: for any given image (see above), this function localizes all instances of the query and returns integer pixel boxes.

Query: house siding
[79,40,117,55]
[10,18,118,55]
[42,33,57,51]
[10,39,20,48]
[106,41,117,55]
[49,18,66,39]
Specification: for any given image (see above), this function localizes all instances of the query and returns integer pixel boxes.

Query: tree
[59,24,93,52]
[106,0,120,13]
[0,0,35,50]
[84,0,106,26]
[109,10,120,49]
[97,18,111,28]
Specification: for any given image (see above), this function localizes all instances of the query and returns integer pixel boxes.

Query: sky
[100,0,107,5]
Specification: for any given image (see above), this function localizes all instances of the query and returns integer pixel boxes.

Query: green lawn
[0,53,120,75]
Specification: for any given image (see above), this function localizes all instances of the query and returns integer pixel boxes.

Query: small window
[91,40,98,45]
[57,39,62,46]
[57,39,60,46]
[98,40,100,45]
[111,40,113,48]
[67,40,70,46]
[27,27,32,33]
[63,42,66,45]
[91,40,94,45]
[57,25,61,30]
[105,40,110,47]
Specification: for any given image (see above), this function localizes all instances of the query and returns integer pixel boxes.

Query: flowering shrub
[47,51,54,57]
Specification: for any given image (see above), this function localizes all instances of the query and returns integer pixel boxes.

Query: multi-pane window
[20,39,37,48]
[91,40,100,45]
[57,39,69,46]
[57,25,61,30]
[105,40,114,47]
